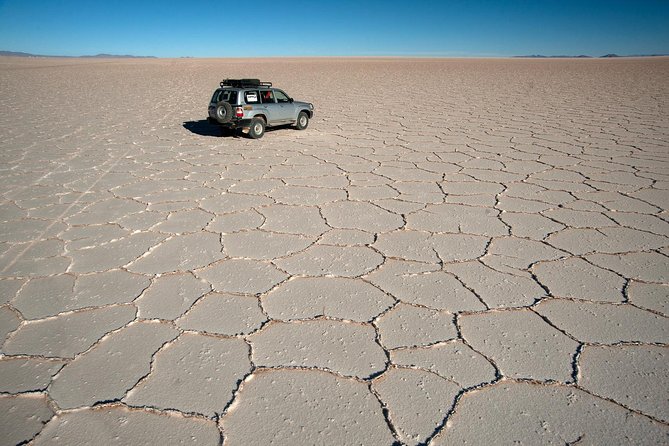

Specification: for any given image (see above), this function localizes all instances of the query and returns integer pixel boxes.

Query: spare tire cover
[215,101,233,123]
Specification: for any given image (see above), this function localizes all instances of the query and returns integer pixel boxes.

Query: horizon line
[2,50,669,60]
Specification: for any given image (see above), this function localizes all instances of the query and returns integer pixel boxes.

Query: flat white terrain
[1,56,668,445]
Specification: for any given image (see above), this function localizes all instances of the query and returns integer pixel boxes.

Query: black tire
[248,118,265,139]
[296,111,309,130]
[215,101,233,124]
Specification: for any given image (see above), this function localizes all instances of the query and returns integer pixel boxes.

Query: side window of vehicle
[217,90,237,104]
[245,90,260,104]
[275,90,290,103]
[260,90,275,104]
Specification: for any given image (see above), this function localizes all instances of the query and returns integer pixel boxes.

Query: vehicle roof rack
[220,78,272,88]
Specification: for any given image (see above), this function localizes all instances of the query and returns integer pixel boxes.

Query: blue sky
[1,0,668,57]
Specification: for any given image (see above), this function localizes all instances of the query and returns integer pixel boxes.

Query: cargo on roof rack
[220,78,272,88]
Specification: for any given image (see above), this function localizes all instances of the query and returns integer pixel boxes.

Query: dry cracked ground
[0,56,668,445]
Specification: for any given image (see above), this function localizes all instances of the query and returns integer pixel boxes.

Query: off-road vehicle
[207,78,314,138]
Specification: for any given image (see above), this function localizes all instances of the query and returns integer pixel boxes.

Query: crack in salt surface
[1,146,137,274]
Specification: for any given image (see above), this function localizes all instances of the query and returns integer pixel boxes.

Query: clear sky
[1,0,668,57]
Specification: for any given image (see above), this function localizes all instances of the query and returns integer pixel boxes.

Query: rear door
[245,89,278,122]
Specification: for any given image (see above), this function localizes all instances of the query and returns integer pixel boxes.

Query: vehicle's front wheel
[248,118,265,139]
[296,111,309,130]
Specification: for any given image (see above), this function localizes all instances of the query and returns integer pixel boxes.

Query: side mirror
[289,98,294,103]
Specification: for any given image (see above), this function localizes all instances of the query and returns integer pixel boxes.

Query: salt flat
[0,56,668,444]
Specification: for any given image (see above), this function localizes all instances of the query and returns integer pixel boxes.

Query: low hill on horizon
[0,50,156,58]
[514,53,667,58]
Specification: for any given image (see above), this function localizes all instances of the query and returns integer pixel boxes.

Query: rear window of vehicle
[212,89,238,104]
[244,90,260,104]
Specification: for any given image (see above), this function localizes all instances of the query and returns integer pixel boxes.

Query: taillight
[235,107,243,118]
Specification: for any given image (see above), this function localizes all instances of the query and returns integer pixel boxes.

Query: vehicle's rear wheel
[248,118,265,139]
[296,111,309,130]
[215,102,233,123]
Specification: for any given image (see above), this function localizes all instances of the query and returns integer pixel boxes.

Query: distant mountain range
[2,50,667,59]
[0,50,156,58]
[514,54,667,58]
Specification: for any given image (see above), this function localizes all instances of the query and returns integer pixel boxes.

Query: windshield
[211,89,238,104]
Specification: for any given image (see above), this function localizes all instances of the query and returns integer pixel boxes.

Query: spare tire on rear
[215,101,233,124]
